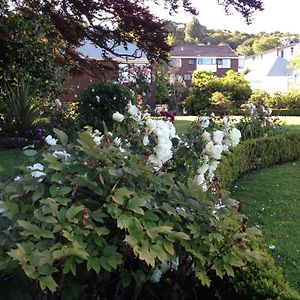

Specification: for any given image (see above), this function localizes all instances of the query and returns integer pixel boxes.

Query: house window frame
[217,58,231,68]
[170,58,182,68]
[183,73,192,81]
[197,58,216,65]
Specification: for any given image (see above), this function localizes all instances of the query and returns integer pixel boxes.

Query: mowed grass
[231,161,300,291]
[0,149,30,181]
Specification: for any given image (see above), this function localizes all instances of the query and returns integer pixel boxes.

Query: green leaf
[0,201,19,219]
[196,272,211,287]
[117,214,131,229]
[39,229,54,239]
[53,128,68,146]
[39,275,58,292]
[49,184,58,197]
[17,220,39,232]
[91,209,107,222]
[94,227,110,237]
[43,153,63,171]
[172,231,190,240]
[163,240,175,256]
[38,264,58,276]
[87,257,100,273]
[57,186,73,196]
[112,188,133,205]
[126,197,146,215]
[23,264,37,279]
[224,264,235,277]
[63,258,76,276]
[137,244,155,267]
[23,149,37,157]
[66,205,84,222]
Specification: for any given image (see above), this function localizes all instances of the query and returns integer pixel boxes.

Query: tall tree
[184,17,207,44]
[5,0,263,73]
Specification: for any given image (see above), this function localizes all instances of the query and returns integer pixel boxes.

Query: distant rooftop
[246,42,299,58]
[78,41,148,63]
[171,44,238,58]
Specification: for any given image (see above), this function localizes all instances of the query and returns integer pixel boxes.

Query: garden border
[217,130,300,188]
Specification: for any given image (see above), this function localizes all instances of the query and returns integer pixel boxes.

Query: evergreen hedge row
[217,130,300,188]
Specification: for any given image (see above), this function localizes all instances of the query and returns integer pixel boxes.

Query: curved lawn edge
[217,130,300,189]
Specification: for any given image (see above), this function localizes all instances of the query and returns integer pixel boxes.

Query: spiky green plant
[0,78,41,134]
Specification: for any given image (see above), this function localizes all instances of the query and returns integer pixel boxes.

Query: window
[184,73,192,81]
[170,58,181,67]
[175,74,181,80]
[188,58,196,65]
[238,58,244,69]
[217,59,231,68]
[197,58,216,65]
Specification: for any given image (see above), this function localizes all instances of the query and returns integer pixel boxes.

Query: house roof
[246,42,299,58]
[78,41,148,63]
[171,44,238,58]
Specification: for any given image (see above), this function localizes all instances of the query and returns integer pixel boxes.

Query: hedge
[217,130,300,188]
[196,108,300,116]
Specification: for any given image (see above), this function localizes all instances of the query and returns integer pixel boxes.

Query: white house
[244,42,300,93]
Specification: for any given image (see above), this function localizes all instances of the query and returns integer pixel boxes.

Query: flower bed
[0,103,299,299]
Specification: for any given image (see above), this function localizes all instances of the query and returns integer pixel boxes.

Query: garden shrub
[76,81,134,131]
[0,106,271,299]
[42,99,79,140]
[0,105,298,299]
[237,103,281,140]
[0,78,42,134]
[247,90,270,106]
[272,108,300,116]
[184,70,252,115]
[217,130,300,189]
[230,255,300,299]
[210,91,232,110]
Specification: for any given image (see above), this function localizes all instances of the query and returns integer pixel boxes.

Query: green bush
[247,90,270,106]
[272,108,300,116]
[42,100,79,140]
[0,113,268,299]
[76,81,134,131]
[230,255,300,299]
[210,91,232,110]
[217,131,300,189]
[265,90,300,110]
[184,70,252,114]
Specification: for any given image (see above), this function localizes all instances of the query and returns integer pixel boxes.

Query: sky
[152,0,300,34]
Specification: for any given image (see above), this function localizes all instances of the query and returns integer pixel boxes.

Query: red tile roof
[171,44,238,58]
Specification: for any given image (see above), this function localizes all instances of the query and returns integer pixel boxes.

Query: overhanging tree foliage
[4,0,264,73]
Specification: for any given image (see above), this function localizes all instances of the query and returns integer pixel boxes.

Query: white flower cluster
[147,119,178,170]
[28,163,46,179]
[112,102,179,170]
[196,116,241,191]
[45,135,71,162]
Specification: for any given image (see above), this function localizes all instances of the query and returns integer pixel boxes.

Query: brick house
[163,44,240,84]
[60,42,149,102]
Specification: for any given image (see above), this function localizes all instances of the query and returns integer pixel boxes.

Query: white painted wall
[244,43,300,93]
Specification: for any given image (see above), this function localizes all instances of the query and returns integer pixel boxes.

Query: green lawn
[0,149,31,181]
[231,161,300,291]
